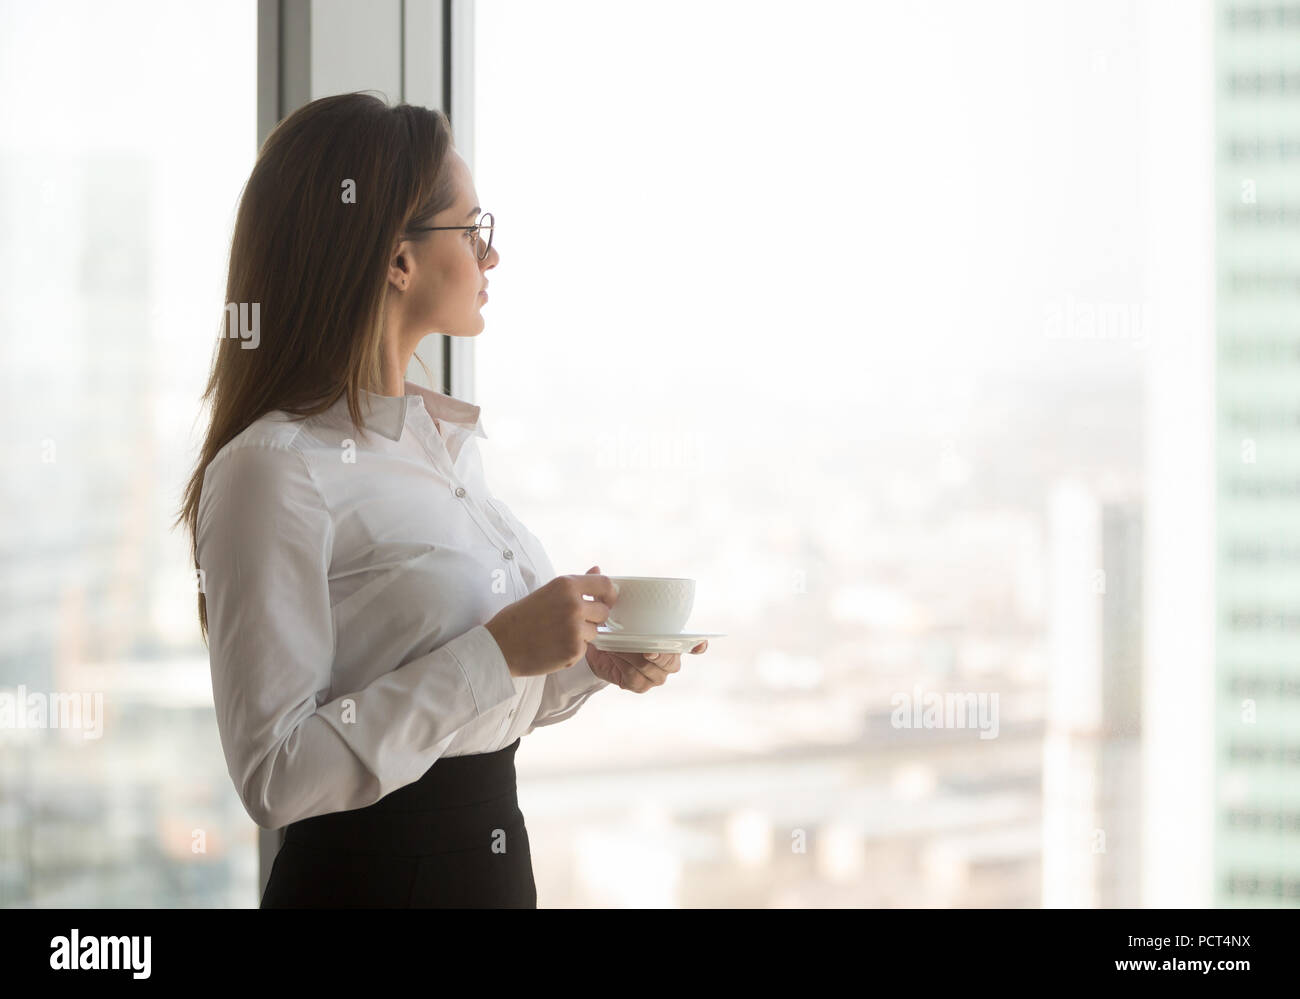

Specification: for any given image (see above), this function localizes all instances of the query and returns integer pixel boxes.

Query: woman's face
[389,148,497,339]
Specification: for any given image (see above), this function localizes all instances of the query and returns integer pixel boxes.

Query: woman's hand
[582,565,709,692]
[484,569,618,678]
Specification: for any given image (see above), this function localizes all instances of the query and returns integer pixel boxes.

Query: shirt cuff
[444,623,518,713]
[550,647,611,697]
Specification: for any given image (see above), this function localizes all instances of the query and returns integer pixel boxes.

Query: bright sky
[472,0,1151,430]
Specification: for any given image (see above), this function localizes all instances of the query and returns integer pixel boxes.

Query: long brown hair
[176,91,457,641]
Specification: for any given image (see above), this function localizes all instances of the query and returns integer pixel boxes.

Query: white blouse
[196,378,609,830]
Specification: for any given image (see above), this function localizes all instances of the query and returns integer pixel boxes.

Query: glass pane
[0,0,258,905]
[471,0,1251,908]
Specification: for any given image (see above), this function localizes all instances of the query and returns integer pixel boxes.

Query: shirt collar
[323,379,489,443]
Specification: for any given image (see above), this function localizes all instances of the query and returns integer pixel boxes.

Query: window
[471,0,1160,907]
[0,0,258,906]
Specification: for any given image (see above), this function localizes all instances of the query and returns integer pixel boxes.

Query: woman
[176,92,708,908]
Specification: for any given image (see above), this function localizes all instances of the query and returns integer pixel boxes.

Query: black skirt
[260,737,537,908]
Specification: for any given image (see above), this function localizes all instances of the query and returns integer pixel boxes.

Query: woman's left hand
[585,639,709,692]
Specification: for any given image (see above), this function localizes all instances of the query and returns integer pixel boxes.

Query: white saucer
[592,628,725,654]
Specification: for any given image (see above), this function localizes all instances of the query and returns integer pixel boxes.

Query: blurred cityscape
[509,373,1142,907]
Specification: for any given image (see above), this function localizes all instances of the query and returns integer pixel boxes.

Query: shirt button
[454,486,466,498]
[508,707,516,718]
[503,548,514,560]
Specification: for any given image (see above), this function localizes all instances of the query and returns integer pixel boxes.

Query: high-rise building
[1212,0,1300,906]
[1043,480,1142,907]
[1143,0,1299,908]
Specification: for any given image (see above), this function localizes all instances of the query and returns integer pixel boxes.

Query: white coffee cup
[605,576,695,634]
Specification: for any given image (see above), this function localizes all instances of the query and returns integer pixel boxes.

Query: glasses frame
[408,211,494,260]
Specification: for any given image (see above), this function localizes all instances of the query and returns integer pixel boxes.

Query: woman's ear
[388,241,413,291]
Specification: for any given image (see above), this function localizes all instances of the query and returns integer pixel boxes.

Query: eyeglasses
[408,211,494,260]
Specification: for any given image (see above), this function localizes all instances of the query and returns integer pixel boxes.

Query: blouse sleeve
[481,493,612,733]
[197,440,518,830]
[527,647,610,734]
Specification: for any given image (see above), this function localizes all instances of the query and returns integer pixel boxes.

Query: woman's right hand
[484,572,618,678]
